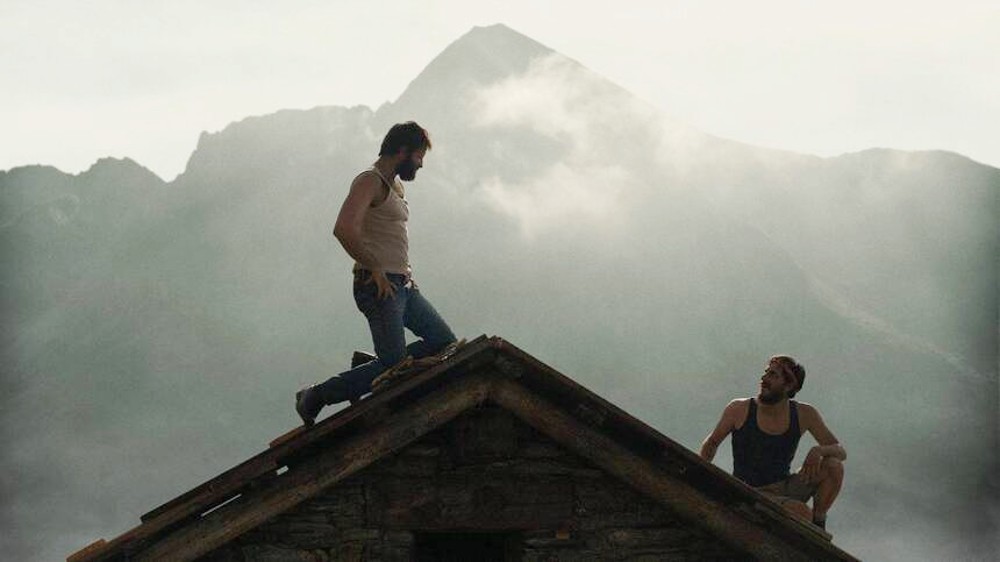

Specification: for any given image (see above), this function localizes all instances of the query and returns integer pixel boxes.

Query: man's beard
[758,387,787,405]
[396,158,418,181]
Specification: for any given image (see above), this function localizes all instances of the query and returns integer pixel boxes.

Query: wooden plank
[132,372,495,562]
[489,378,853,562]
[67,539,107,562]
[367,475,573,530]
[82,456,279,561]
[752,500,835,542]
[268,425,307,449]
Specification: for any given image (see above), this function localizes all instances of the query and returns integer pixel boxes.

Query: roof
[69,335,858,562]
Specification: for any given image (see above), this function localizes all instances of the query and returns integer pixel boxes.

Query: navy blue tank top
[732,399,802,487]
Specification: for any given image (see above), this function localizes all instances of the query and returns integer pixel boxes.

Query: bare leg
[781,500,813,521]
[811,457,845,519]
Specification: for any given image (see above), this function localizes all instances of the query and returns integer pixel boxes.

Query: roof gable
[206,404,743,559]
[70,336,857,562]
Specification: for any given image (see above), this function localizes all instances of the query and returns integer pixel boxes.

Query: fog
[2,24,997,561]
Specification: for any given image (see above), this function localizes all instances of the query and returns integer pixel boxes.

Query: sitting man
[700,355,846,531]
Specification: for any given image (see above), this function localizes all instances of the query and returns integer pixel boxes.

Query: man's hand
[800,446,823,483]
[367,270,396,300]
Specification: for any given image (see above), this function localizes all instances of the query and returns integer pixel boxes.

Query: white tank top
[355,168,410,275]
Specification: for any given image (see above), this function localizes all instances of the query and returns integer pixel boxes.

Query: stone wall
[200,405,744,561]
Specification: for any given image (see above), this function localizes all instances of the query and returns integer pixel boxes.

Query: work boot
[295,385,324,427]
[295,376,349,426]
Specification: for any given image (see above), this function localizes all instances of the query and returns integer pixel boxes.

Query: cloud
[472,53,662,149]
[469,53,662,236]
[478,162,629,237]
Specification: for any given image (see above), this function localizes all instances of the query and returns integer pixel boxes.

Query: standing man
[295,121,457,426]
[700,356,846,531]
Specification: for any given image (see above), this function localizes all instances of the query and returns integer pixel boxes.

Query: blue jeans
[319,271,456,402]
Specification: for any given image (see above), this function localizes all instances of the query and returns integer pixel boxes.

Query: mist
[2,24,997,561]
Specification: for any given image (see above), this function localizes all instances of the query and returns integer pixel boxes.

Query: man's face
[758,361,794,405]
[395,148,426,181]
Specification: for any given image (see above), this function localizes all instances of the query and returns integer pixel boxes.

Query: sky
[2,0,998,180]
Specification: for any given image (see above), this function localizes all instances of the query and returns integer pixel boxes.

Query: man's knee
[421,328,455,355]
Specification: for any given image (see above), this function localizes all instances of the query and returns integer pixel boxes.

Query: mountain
[1,24,997,562]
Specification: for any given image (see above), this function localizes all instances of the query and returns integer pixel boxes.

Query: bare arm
[799,403,846,461]
[333,173,395,299]
[333,173,380,266]
[700,400,743,462]
[798,403,846,482]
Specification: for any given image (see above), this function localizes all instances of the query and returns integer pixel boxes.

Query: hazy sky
[3,0,998,179]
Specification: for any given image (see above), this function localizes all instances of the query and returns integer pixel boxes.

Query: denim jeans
[319,271,456,402]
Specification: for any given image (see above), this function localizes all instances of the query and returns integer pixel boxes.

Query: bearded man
[700,356,846,531]
[295,122,457,426]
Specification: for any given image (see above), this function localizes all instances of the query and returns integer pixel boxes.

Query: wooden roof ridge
[69,335,859,562]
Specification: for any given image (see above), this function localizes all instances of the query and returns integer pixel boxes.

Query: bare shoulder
[795,401,841,444]
[795,400,821,416]
[794,401,825,426]
[727,397,751,409]
[348,171,388,207]
[725,398,751,422]
[350,170,382,191]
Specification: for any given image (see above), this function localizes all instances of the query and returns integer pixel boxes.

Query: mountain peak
[424,23,554,80]
[79,156,165,186]
[380,24,556,123]
[458,23,547,49]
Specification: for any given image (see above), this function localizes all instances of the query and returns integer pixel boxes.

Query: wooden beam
[67,540,107,562]
[367,475,573,530]
[490,378,842,561]
[133,373,495,562]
